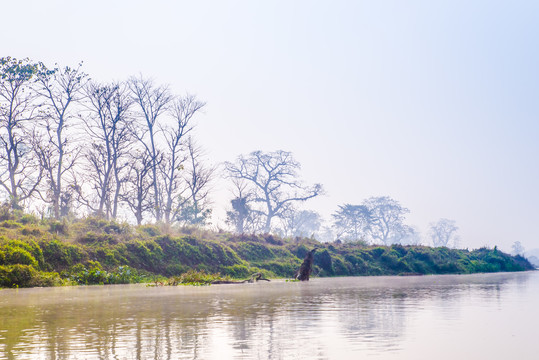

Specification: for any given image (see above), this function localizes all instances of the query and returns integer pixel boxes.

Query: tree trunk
[295,248,318,281]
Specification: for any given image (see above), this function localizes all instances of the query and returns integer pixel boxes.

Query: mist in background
[2,0,538,252]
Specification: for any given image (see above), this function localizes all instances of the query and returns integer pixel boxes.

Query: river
[0,271,537,359]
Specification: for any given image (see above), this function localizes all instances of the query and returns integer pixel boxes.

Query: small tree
[279,208,322,238]
[332,204,370,242]
[429,218,459,248]
[511,241,525,256]
[225,178,262,233]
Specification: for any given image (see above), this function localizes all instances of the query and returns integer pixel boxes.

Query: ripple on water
[0,272,537,359]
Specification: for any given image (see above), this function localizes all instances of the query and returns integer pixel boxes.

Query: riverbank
[0,215,534,288]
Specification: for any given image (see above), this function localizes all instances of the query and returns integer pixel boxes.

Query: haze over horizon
[2,0,538,253]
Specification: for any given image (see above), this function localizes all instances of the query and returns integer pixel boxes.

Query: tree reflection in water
[0,272,534,360]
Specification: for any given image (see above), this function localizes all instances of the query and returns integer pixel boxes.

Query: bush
[40,239,86,270]
[168,270,229,286]
[138,225,161,237]
[0,220,21,229]
[49,220,68,235]
[0,264,62,288]
[221,264,251,278]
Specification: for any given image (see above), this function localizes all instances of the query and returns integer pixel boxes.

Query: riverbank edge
[0,216,535,288]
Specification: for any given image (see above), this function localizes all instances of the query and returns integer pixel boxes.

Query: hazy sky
[2,0,539,252]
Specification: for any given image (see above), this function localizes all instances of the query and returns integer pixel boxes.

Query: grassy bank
[0,214,534,288]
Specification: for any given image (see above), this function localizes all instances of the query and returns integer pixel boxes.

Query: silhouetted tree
[0,57,43,209]
[429,218,459,247]
[511,241,525,256]
[176,137,214,226]
[364,196,410,245]
[129,76,173,222]
[160,96,205,225]
[225,150,323,233]
[35,62,88,218]
[83,81,132,219]
[332,204,370,242]
[122,150,153,225]
[226,178,262,233]
[278,208,321,238]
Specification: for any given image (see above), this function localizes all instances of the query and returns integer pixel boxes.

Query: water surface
[0,271,537,359]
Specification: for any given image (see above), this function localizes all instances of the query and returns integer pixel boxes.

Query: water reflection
[0,271,536,359]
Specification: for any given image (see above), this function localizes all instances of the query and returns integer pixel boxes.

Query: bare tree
[398,226,422,245]
[225,178,262,233]
[160,95,205,224]
[122,150,154,225]
[332,204,370,242]
[176,137,214,226]
[129,76,173,222]
[84,81,133,219]
[364,196,410,245]
[429,218,459,247]
[0,57,43,209]
[225,150,323,233]
[35,62,88,218]
[278,208,321,238]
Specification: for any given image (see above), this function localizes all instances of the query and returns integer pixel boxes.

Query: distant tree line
[1,56,459,247]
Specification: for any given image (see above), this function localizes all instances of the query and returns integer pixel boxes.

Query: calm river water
[0,271,537,359]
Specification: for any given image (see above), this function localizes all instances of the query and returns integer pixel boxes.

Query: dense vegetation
[0,212,534,288]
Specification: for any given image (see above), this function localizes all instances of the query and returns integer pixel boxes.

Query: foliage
[166,270,230,286]
[0,216,534,288]
[0,264,63,288]
[67,263,145,285]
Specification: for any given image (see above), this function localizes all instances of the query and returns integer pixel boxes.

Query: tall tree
[84,81,133,219]
[429,218,459,247]
[160,95,205,224]
[35,62,88,218]
[129,76,173,222]
[0,57,42,209]
[122,150,154,225]
[225,150,323,233]
[176,137,214,226]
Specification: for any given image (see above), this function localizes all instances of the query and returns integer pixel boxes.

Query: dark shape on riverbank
[295,248,318,281]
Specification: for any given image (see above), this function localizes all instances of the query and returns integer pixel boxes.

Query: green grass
[0,213,534,288]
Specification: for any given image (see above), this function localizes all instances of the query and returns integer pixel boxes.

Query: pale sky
[2,0,539,252]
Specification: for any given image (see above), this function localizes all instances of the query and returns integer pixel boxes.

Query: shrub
[3,246,38,268]
[221,264,251,278]
[20,214,38,225]
[0,264,62,288]
[0,220,21,229]
[40,239,86,270]
[49,220,68,235]
[168,270,229,286]
[138,225,161,237]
